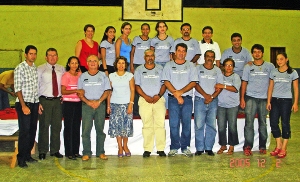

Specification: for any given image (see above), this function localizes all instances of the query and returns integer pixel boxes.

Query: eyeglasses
[224,64,233,67]
[87,60,98,63]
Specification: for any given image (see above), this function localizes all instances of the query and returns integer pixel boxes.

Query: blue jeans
[194,96,218,151]
[269,97,292,139]
[244,96,268,149]
[0,89,10,110]
[217,106,239,146]
[82,102,106,156]
[168,95,193,151]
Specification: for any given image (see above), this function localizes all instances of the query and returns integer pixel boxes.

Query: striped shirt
[14,61,39,103]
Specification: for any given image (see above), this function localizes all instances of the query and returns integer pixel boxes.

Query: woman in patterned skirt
[107,56,135,157]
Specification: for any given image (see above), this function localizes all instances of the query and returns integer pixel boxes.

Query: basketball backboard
[122,0,182,22]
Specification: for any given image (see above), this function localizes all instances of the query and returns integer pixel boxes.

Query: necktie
[52,66,58,97]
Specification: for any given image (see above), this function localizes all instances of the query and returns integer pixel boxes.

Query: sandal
[270,148,281,156]
[227,146,234,155]
[277,150,287,158]
[123,147,131,157]
[118,148,123,158]
[217,146,227,154]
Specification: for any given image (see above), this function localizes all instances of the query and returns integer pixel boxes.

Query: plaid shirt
[14,61,39,103]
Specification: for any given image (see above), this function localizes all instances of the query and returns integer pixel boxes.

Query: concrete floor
[0,111,300,182]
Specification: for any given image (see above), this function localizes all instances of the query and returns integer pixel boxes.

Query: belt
[168,94,191,98]
[40,95,61,100]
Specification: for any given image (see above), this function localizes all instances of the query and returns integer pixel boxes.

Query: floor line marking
[54,158,93,182]
[244,157,277,182]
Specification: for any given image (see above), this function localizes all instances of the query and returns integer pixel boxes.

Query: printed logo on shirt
[137,45,149,50]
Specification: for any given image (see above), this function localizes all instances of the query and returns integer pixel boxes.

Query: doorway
[270,47,286,67]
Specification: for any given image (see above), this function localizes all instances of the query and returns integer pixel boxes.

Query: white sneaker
[182,148,192,157]
[168,149,178,156]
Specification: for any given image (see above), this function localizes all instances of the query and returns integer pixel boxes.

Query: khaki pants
[139,97,166,151]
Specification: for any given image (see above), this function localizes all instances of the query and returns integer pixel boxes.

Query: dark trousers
[15,102,38,163]
[270,97,292,139]
[38,97,63,154]
[133,64,141,116]
[63,101,82,156]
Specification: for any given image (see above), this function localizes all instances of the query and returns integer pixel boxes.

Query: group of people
[9,21,298,168]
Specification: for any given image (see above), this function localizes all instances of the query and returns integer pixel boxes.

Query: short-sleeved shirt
[242,61,275,99]
[170,37,201,62]
[132,36,151,65]
[150,36,174,63]
[109,72,133,104]
[218,73,241,108]
[100,40,115,66]
[221,47,252,77]
[14,61,39,103]
[270,69,299,98]
[61,71,82,102]
[134,64,163,97]
[162,61,198,96]
[0,70,14,88]
[197,39,221,64]
[195,64,223,98]
[77,71,111,100]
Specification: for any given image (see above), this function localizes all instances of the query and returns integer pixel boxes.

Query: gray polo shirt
[162,61,198,96]
[195,64,223,98]
[134,64,163,97]
[242,61,275,99]
[270,69,299,98]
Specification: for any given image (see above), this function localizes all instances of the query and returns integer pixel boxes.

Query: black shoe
[18,162,28,168]
[74,154,82,158]
[39,153,46,160]
[26,157,38,163]
[195,151,204,156]
[143,151,151,157]
[157,151,166,157]
[50,152,63,158]
[205,150,215,156]
[68,155,77,160]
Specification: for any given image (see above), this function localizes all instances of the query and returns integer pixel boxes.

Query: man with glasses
[77,54,111,161]
[171,23,201,63]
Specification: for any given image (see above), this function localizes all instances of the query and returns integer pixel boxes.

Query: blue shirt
[270,69,299,98]
[170,37,201,62]
[221,47,252,77]
[120,38,132,63]
[100,40,115,66]
[218,73,241,108]
[132,36,151,65]
[77,71,111,100]
[134,64,163,97]
[242,61,275,99]
[150,36,174,63]
[162,61,198,96]
[109,72,133,104]
[195,64,223,98]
